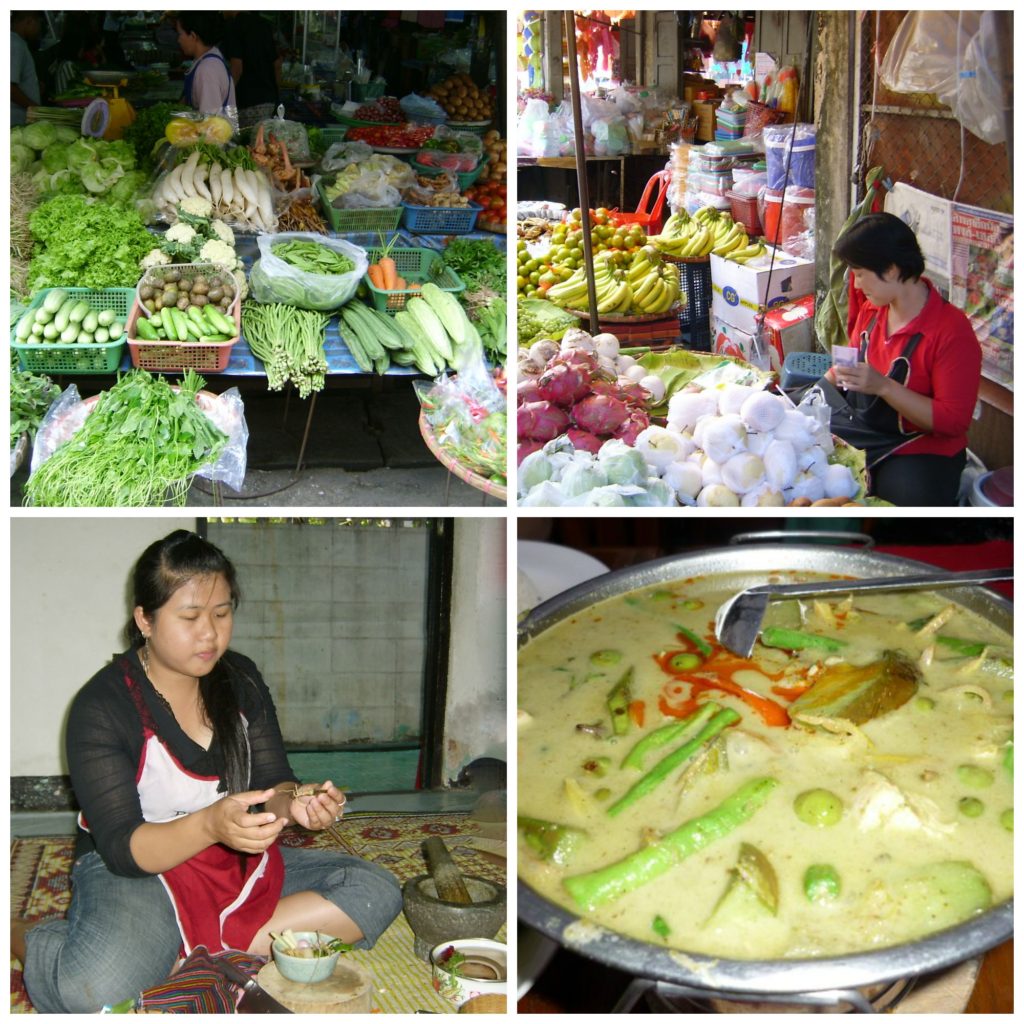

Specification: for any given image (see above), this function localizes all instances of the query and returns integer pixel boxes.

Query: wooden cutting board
[257,959,373,1013]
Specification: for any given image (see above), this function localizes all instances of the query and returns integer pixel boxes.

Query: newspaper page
[884,183,952,295]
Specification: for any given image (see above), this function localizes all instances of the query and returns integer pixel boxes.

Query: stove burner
[612,975,918,1014]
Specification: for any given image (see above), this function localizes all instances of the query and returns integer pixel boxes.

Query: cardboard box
[692,100,721,143]
[712,295,816,374]
[710,249,815,335]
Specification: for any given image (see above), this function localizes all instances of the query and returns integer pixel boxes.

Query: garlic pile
[634,384,861,507]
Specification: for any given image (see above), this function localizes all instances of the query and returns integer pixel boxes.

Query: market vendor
[222,11,281,130]
[825,212,981,507]
[10,10,43,126]
[13,531,402,1013]
[175,12,237,117]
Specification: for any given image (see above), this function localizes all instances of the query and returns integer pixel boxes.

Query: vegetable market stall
[11,69,508,507]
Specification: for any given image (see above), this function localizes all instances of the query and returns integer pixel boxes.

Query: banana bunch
[724,239,769,264]
[545,249,679,315]
[648,206,771,262]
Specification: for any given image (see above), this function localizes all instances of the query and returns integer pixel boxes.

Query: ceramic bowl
[430,938,508,1008]
[271,932,341,984]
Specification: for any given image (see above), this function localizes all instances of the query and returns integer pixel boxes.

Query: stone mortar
[401,874,507,961]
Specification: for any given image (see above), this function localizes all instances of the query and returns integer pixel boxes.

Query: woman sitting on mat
[825,212,981,506]
[14,530,401,1013]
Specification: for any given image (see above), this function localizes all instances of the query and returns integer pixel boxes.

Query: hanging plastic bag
[250,232,368,311]
[253,105,312,163]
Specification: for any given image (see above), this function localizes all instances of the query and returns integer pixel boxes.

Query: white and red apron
[79,665,284,954]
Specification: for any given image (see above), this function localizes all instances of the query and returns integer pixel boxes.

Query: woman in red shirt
[827,212,981,506]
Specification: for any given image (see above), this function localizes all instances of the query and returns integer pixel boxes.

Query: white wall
[442,518,507,782]
[11,517,507,783]
[11,517,195,776]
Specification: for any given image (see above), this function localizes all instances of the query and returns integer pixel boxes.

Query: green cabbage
[22,122,58,151]
[53,125,80,145]
[81,157,125,195]
[41,143,70,174]
[11,144,34,173]
[10,125,27,147]
[65,137,101,173]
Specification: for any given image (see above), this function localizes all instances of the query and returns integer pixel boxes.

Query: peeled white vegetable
[741,483,785,507]
[529,339,558,364]
[663,460,703,502]
[739,390,786,432]
[635,425,691,471]
[560,327,594,352]
[763,439,798,491]
[697,484,740,507]
[721,452,766,495]
[615,354,638,373]
[700,414,747,464]
[823,463,860,499]
[624,364,648,383]
[638,375,666,404]
[592,332,620,358]
[667,389,718,433]
[716,382,758,417]
[209,162,223,206]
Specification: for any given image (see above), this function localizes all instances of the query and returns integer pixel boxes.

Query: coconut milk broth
[518,572,1013,960]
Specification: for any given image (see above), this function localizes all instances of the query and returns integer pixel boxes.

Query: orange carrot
[628,700,645,729]
[394,276,407,290]
[378,257,398,290]
[368,264,385,289]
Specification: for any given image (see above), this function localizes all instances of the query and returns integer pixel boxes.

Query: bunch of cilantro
[28,195,156,291]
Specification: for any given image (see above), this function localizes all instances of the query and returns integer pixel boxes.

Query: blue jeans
[23,845,402,1013]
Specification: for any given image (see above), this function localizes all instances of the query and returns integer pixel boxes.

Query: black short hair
[176,12,225,47]
[833,212,925,282]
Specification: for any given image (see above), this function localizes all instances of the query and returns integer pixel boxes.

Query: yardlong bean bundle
[24,369,229,507]
[242,302,330,398]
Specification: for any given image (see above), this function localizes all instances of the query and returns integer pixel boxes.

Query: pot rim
[517,543,1014,994]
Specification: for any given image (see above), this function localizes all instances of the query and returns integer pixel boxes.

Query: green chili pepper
[674,623,712,657]
[606,668,634,736]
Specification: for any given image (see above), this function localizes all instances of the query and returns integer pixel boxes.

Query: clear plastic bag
[335,172,401,209]
[399,93,447,124]
[29,383,249,493]
[404,170,459,206]
[253,105,311,163]
[249,232,369,311]
[320,140,373,171]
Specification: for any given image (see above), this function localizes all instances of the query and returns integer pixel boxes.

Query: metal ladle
[714,568,1013,659]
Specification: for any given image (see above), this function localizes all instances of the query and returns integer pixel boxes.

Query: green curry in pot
[517,572,1013,960]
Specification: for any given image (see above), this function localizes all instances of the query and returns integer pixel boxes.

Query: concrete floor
[13,379,505,508]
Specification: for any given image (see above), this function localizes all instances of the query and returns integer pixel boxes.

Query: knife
[189,949,293,1014]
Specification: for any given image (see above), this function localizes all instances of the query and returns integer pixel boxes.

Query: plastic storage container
[726,190,763,237]
[401,201,482,235]
[10,288,133,374]
[363,247,465,313]
[764,123,816,190]
[761,186,815,247]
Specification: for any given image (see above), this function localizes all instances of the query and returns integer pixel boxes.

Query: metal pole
[563,10,600,333]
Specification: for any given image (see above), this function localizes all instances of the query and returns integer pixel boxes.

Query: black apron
[793,314,924,470]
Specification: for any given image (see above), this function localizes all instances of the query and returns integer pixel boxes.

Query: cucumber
[134,316,159,341]
[97,309,116,327]
[198,334,233,343]
[42,322,60,341]
[95,327,109,344]
[42,289,68,314]
[31,321,45,337]
[205,307,236,336]
[61,325,79,343]
[81,310,99,334]
[34,306,55,326]
[78,331,95,344]
[173,309,190,341]
[109,321,124,339]
[68,301,90,324]
[15,310,35,341]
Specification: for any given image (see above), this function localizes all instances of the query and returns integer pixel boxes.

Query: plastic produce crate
[10,287,133,374]
[351,82,386,102]
[401,201,482,235]
[781,350,831,389]
[726,190,763,237]
[318,125,348,147]
[675,259,713,351]
[363,247,465,313]
[316,181,403,234]
[409,159,485,191]
[126,299,240,373]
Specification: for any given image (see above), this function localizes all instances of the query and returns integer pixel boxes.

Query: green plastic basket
[319,125,348,146]
[11,287,133,374]
[316,181,403,234]
[409,159,485,191]
[364,247,465,313]
[332,112,400,128]
[351,82,386,102]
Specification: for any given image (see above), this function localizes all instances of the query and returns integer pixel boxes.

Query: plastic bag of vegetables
[250,232,369,312]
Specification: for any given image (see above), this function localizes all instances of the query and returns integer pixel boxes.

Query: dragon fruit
[572,394,631,437]
[517,378,545,404]
[517,439,546,465]
[613,408,651,446]
[552,348,600,375]
[518,401,571,442]
[567,428,604,455]
[589,379,649,407]
[537,362,592,407]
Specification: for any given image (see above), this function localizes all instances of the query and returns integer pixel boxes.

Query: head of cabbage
[22,122,58,152]
[11,144,34,173]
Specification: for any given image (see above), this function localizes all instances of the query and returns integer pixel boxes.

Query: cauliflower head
[179,196,212,218]
[165,222,197,245]
[141,248,172,269]
[200,238,237,268]
[210,219,235,246]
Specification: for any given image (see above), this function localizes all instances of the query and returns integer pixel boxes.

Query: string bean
[242,301,330,398]
[272,240,355,276]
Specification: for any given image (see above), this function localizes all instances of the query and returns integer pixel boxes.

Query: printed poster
[884,183,952,293]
